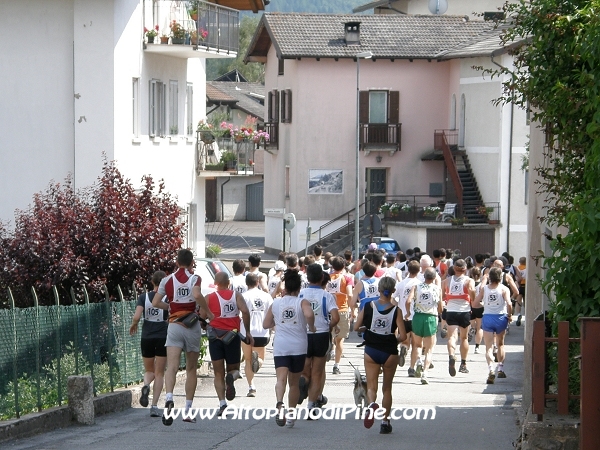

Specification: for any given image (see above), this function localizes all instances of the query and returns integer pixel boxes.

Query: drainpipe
[491,49,514,253]
[220,177,231,221]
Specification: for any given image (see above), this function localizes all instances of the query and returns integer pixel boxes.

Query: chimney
[344,21,361,46]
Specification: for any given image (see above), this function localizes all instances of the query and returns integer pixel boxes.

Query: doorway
[366,168,387,215]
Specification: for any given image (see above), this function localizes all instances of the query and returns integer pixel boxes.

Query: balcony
[258,122,278,153]
[359,123,401,155]
[196,133,256,176]
[144,1,239,59]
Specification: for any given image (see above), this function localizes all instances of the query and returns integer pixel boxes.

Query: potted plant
[160,34,169,44]
[378,202,392,214]
[197,120,215,144]
[400,203,412,213]
[220,151,237,170]
[190,28,208,45]
[144,25,159,43]
[423,205,441,217]
[170,20,186,44]
[450,216,467,226]
[188,1,201,21]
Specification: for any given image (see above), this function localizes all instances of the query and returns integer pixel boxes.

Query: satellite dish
[428,0,448,14]
[283,213,296,231]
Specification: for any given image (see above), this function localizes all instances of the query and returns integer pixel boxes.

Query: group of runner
[128,245,526,434]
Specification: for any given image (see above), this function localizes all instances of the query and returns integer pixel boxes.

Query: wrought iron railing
[359,123,401,151]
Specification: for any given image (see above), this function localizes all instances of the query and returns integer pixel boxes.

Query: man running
[326,256,352,375]
[393,260,421,376]
[152,249,212,425]
[442,259,475,376]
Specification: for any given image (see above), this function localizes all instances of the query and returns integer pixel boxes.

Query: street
[6,324,523,449]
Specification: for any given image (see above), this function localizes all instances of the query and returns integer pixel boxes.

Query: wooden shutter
[282,89,292,123]
[274,90,280,122]
[359,91,369,124]
[268,91,273,121]
[268,90,280,122]
[389,91,399,124]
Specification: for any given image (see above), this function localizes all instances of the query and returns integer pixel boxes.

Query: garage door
[427,228,495,258]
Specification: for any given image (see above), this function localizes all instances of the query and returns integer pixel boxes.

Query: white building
[0,0,264,255]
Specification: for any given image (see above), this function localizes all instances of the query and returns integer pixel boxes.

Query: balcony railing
[196,132,256,175]
[145,1,239,57]
[359,123,401,155]
[259,122,279,152]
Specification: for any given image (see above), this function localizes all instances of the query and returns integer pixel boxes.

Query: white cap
[274,260,286,271]
[368,243,378,250]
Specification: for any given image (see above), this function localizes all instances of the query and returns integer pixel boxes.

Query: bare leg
[152,356,167,406]
[142,357,156,387]
[308,356,326,403]
[164,346,182,397]
[184,351,199,401]
[212,359,226,401]
[381,354,398,420]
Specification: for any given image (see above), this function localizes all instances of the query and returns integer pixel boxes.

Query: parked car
[194,258,232,296]
[362,237,402,257]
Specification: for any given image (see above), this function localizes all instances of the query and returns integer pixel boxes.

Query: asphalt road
[6,322,523,450]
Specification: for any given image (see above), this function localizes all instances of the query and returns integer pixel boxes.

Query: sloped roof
[207,81,265,120]
[245,13,496,62]
[437,25,510,59]
[214,69,249,82]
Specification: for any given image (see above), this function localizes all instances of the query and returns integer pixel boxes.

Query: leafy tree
[0,160,183,307]
[490,0,600,402]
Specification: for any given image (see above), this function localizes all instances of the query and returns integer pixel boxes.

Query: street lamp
[355,51,373,261]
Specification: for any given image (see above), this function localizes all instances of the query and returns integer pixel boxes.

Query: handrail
[435,130,463,207]
[312,202,367,240]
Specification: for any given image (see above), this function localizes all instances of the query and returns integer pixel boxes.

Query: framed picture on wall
[308,169,343,194]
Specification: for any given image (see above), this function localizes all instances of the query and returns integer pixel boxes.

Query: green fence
[0,285,146,420]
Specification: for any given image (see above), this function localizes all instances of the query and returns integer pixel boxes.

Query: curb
[0,363,210,444]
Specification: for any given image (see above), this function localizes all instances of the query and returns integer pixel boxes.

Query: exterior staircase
[456,153,487,223]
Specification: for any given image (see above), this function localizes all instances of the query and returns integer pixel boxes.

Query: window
[169,80,178,135]
[150,79,166,137]
[132,78,139,137]
[186,83,193,135]
[268,90,279,122]
[450,94,456,130]
[281,89,292,123]
[369,91,387,123]
[459,94,466,147]
[524,169,529,205]
[278,58,284,76]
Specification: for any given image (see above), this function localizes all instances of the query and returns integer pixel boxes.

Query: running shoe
[429,362,434,369]
[247,389,256,397]
[285,418,296,428]
[139,385,150,407]
[474,346,480,354]
[415,362,423,378]
[217,404,228,417]
[448,356,456,377]
[364,402,379,429]
[275,402,286,427]
[421,375,429,385]
[459,363,469,374]
[182,412,196,423]
[408,367,416,377]
[516,315,522,327]
[315,395,328,408]
[379,422,393,434]
[225,372,236,401]
[486,371,495,384]
[468,327,476,343]
[398,345,407,367]
[493,349,498,362]
[497,370,507,379]
[162,400,174,426]
[332,366,341,375]
[298,376,308,404]
[440,327,448,339]
[251,351,260,373]
[150,405,161,417]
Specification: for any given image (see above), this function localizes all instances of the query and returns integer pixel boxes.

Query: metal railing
[434,129,462,205]
[260,122,279,151]
[149,1,239,54]
[359,123,401,151]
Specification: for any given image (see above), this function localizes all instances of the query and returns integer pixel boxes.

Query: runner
[297,264,339,414]
[326,256,353,375]
[241,273,274,397]
[202,272,254,416]
[472,267,512,383]
[129,270,167,417]
[515,256,527,326]
[354,276,406,434]
[469,266,484,354]
[230,259,248,294]
[263,269,316,428]
[268,260,286,298]
[392,260,421,376]
[248,254,269,292]
[442,259,476,376]
[405,267,443,385]
[151,249,213,426]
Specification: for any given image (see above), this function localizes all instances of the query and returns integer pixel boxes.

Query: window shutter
[268,91,273,121]
[389,91,399,124]
[275,90,280,122]
[359,91,369,124]
[284,89,292,123]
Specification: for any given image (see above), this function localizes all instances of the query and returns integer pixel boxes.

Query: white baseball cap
[274,260,286,271]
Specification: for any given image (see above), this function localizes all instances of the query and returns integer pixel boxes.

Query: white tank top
[215,291,239,319]
[268,274,281,296]
[414,282,441,316]
[144,293,167,323]
[369,302,396,335]
[171,274,198,304]
[230,274,248,294]
[394,277,420,319]
[271,295,308,356]
[241,288,273,337]
[482,284,508,315]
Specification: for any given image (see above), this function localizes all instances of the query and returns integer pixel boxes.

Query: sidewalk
[205,220,279,262]
[7,322,524,449]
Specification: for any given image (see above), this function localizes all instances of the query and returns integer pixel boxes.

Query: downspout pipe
[221,177,231,221]
[491,49,514,253]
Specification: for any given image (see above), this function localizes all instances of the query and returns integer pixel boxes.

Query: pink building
[246,13,528,257]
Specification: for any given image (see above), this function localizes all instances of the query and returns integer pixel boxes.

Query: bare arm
[467,279,476,303]
[258,273,269,292]
[263,304,275,329]
[404,285,417,320]
[129,305,144,335]
[472,285,484,308]
[193,285,214,321]
[505,274,519,298]
[152,292,168,310]
[236,292,254,346]
[329,308,340,331]
[503,286,513,320]
[349,280,363,311]
[395,310,407,343]
[354,306,365,331]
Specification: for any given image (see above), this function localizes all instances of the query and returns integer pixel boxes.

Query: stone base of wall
[519,407,580,450]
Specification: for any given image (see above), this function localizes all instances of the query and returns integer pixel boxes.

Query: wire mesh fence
[0,284,150,420]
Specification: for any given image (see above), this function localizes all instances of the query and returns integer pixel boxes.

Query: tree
[490,0,600,401]
[0,160,184,307]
